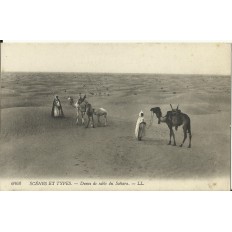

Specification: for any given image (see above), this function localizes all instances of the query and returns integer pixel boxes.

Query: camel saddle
[167,109,183,130]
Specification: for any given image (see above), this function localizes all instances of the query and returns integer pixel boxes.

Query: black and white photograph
[0,43,231,190]
[1,1,232,232]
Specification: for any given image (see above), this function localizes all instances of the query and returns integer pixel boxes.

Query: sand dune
[0,73,230,185]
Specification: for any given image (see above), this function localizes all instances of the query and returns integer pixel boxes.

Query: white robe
[53,106,60,117]
[135,116,145,138]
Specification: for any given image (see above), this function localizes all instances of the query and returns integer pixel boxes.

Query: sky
[1,43,231,75]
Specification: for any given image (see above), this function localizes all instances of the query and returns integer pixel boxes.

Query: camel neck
[160,116,167,122]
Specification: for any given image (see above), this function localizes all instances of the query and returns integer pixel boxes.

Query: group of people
[51,94,146,139]
[51,93,87,118]
[51,95,181,142]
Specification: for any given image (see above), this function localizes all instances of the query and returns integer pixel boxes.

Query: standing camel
[67,96,107,127]
[150,105,192,148]
[85,102,95,128]
[67,96,86,125]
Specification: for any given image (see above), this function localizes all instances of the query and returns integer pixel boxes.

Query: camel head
[150,107,162,124]
[78,94,87,104]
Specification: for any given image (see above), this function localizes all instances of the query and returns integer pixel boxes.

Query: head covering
[139,111,144,117]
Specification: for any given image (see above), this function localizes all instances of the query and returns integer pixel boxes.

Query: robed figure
[135,111,146,140]
[51,95,64,118]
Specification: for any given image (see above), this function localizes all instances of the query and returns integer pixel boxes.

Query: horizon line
[1,71,230,77]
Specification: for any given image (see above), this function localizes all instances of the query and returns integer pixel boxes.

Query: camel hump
[94,108,107,115]
[99,108,107,113]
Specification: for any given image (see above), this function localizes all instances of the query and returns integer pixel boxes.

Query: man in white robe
[135,111,146,139]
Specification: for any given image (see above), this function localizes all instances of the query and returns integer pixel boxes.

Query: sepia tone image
[0,43,231,190]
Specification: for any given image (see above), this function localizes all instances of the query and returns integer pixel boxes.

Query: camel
[67,96,85,125]
[85,102,95,128]
[150,104,192,148]
[67,96,108,127]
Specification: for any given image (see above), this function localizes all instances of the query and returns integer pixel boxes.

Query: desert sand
[0,73,230,186]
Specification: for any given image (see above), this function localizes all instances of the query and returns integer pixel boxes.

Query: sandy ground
[0,73,231,183]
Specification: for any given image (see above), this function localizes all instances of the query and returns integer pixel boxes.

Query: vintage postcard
[0,43,231,190]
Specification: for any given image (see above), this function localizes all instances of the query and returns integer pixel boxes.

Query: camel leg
[81,113,85,125]
[180,126,187,147]
[76,112,79,125]
[104,115,107,126]
[97,115,100,125]
[90,117,93,127]
[92,116,95,128]
[86,117,90,128]
[188,130,192,148]
[90,115,94,128]
[168,127,172,145]
[171,128,176,146]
